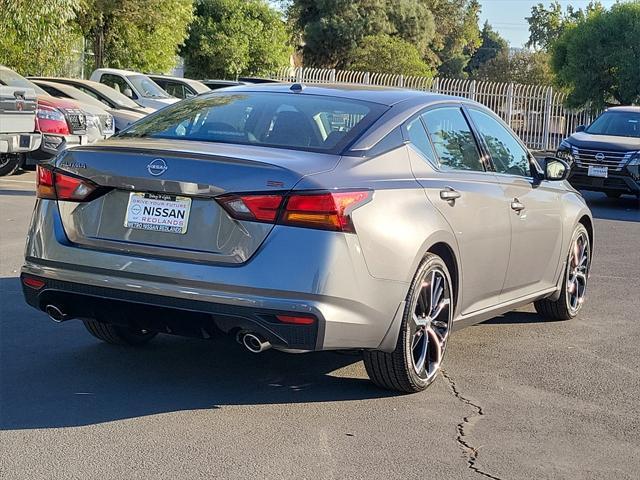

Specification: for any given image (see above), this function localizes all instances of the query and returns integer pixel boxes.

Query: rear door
[466,107,564,297]
[406,105,511,316]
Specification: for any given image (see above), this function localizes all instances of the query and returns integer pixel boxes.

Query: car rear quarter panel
[295,146,460,286]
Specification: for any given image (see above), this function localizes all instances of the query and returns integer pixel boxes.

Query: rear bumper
[568,168,640,195]
[0,133,41,154]
[21,274,320,351]
[22,199,409,351]
[26,133,88,163]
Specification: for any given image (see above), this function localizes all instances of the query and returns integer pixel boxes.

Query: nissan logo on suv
[595,153,605,162]
[147,158,168,176]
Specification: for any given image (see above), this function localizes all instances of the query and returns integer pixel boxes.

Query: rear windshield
[586,111,640,138]
[128,75,171,99]
[119,91,387,153]
[0,68,47,95]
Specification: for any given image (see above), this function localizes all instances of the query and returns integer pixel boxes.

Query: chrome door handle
[440,188,461,201]
[511,199,525,212]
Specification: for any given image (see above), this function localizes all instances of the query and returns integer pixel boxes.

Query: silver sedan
[21,84,593,393]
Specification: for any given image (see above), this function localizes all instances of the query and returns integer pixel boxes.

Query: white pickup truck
[0,86,42,176]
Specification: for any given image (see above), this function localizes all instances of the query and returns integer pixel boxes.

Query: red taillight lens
[36,165,56,199]
[36,165,97,202]
[217,190,372,233]
[217,194,284,222]
[36,105,70,135]
[22,276,46,290]
[276,314,316,325]
[281,191,371,233]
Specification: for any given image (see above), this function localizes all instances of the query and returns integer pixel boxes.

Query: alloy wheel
[409,267,452,382]
[566,231,590,314]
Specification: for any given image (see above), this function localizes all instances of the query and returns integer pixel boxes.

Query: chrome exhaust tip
[45,305,70,323]
[240,332,271,353]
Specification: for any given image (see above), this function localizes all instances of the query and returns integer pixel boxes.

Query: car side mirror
[123,87,134,99]
[575,125,586,133]
[544,157,570,181]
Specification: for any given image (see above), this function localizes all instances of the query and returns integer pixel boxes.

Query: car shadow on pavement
[0,277,395,431]
[481,310,556,325]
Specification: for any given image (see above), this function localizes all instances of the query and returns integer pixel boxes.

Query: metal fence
[271,67,595,151]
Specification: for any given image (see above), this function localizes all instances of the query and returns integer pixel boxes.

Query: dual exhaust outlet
[46,304,272,354]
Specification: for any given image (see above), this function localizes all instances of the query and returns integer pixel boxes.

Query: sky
[479,0,618,47]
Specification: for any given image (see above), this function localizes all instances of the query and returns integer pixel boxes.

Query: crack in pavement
[441,369,502,480]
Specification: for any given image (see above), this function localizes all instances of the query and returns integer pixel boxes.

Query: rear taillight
[217,194,283,222]
[217,190,371,233]
[36,165,97,202]
[282,191,371,233]
[36,105,70,135]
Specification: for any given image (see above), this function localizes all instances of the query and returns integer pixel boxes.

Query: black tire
[82,319,157,346]
[0,155,20,177]
[605,192,621,199]
[534,224,590,321]
[363,253,454,393]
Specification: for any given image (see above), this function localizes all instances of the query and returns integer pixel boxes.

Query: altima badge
[147,158,168,176]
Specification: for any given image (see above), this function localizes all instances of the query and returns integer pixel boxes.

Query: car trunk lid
[55,138,340,264]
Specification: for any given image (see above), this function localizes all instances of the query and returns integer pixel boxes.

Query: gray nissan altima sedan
[21,84,593,393]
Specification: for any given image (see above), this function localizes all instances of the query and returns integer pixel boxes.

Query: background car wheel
[363,253,454,393]
[0,155,20,177]
[535,224,590,321]
[82,319,157,346]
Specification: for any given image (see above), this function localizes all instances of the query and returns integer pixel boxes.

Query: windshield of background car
[0,68,47,95]
[128,75,171,98]
[119,92,387,153]
[89,82,142,108]
[586,111,640,138]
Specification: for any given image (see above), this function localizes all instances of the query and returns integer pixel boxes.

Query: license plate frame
[588,165,608,178]
[124,192,192,234]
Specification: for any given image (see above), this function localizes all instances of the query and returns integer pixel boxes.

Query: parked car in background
[89,68,179,110]
[0,85,41,175]
[147,75,209,99]
[31,77,154,116]
[0,66,88,164]
[22,84,593,393]
[30,79,138,133]
[237,77,280,84]
[200,79,247,90]
[558,106,640,199]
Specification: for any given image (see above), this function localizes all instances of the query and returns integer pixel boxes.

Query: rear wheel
[0,155,20,177]
[363,254,453,393]
[82,319,157,346]
[535,224,590,321]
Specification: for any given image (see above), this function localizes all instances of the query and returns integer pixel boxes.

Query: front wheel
[535,224,591,320]
[363,253,454,393]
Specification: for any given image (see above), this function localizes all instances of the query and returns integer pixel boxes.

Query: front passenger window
[468,109,531,177]
[422,108,484,172]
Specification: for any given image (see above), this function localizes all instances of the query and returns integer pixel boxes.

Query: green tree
[427,0,482,77]
[526,1,604,50]
[0,0,81,75]
[551,2,640,109]
[349,34,434,77]
[182,0,291,79]
[466,22,508,77]
[475,50,554,85]
[288,0,434,69]
[75,0,194,73]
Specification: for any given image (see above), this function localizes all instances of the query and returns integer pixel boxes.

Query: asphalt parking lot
[0,170,638,480]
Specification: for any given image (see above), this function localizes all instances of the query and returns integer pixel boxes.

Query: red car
[0,66,88,166]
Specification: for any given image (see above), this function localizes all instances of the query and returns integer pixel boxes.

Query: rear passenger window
[422,107,484,172]
[406,117,437,164]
